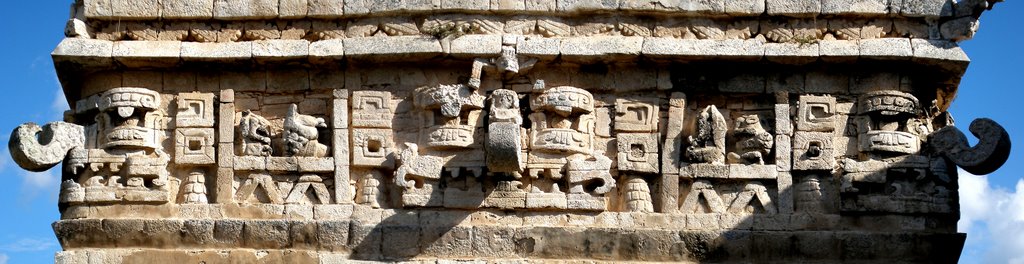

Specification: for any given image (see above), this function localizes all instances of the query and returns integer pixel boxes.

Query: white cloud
[958,170,1024,264]
[0,253,8,264]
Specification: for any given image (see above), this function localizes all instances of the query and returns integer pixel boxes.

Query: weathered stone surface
[162,0,215,19]
[20,1,1017,263]
[113,41,182,67]
[214,0,279,20]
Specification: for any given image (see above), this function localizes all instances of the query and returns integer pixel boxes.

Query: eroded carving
[284,104,329,157]
[930,118,1011,175]
[727,114,774,165]
[686,105,727,164]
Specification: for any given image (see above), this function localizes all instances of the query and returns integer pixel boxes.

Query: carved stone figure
[728,114,775,165]
[395,143,444,189]
[487,89,524,173]
[284,104,329,157]
[929,118,1011,175]
[182,170,208,204]
[415,84,485,149]
[623,176,654,213]
[9,122,85,171]
[239,110,272,156]
[8,1,1018,262]
[686,105,727,164]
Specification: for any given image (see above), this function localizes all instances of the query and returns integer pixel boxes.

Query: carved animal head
[733,114,765,135]
[398,142,420,163]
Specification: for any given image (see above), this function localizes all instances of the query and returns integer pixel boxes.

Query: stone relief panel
[6,65,1013,220]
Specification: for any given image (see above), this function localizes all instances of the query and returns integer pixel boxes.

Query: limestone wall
[8,0,1012,263]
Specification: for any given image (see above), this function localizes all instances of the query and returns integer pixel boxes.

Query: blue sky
[0,1,1021,263]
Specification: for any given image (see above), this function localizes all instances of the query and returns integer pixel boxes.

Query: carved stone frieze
[12,1,1016,262]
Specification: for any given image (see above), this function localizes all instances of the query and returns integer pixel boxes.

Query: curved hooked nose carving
[8,122,85,172]
[929,118,1011,175]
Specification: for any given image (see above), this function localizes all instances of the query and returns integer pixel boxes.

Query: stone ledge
[52,218,967,263]
[82,0,973,21]
[56,37,966,67]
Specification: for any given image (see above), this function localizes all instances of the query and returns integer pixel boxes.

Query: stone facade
[10,0,1013,263]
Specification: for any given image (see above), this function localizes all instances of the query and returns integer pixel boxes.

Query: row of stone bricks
[59,204,953,234]
[63,64,927,107]
[52,36,968,69]
[52,217,965,262]
[83,0,981,21]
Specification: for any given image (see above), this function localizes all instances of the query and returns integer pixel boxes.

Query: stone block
[796,95,837,132]
[122,71,164,91]
[764,43,819,64]
[804,71,849,94]
[421,225,474,257]
[85,0,114,19]
[317,220,350,251]
[614,98,660,132]
[449,34,502,56]
[176,92,216,128]
[819,40,859,62]
[344,36,443,59]
[310,39,345,62]
[165,71,197,93]
[314,204,354,220]
[472,226,519,258]
[525,0,556,11]
[720,213,754,230]
[181,42,253,61]
[911,38,969,63]
[777,172,793,213]
[175,128,216,165]
[859,38,912,59]
[285,204,314,220]
[821,0,887,14]
[686,214,720,230]
[242,220,290,248]
[218,101,235,143]
[333,129,350,162]
[616,133,660,173]
[112,0,159,19]
[268,69,310,91]
[113,41,181,67]
[899,0,953,17]
[517,36,560,58]
[793,132,836,171]
[266,157,298,171]
[753,215,792,230]
[490,0,525,10]
[443,0,490,10]
[253,40,309,62]
[308,0,344,18]
[940,16,978,41]
[850,72,899,94]
[218,142,234,167]
[776,134,792,171]
[766,0,821,17]
[351,128,395,168]
[725,0,766,15]
[560,36,643,57]
[557,0,618,12]
[162,0,215,18]
[643,38,765,60]
[279,0,308,18]
[52,38,114,67]
[214,0,279,20]
[719,73,766,93]
[728,165,778,179]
